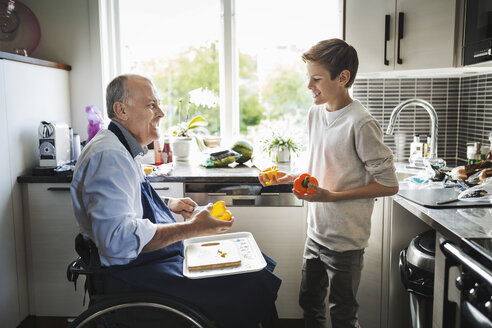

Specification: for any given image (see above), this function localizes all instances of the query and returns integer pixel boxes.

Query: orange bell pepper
[261,166,279,185]
[293,173,318,195]
[211,201,232,221]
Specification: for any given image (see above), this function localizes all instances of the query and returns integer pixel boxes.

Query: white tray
[183,232,266,279]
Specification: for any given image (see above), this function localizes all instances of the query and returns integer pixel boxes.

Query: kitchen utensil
[0,0,40,55]
[435,197,459,205]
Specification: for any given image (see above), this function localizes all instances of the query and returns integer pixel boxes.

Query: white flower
[188,87,218,109]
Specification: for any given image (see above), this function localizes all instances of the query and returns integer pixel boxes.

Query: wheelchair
[67,234,217,328]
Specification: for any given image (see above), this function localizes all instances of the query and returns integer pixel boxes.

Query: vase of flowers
[262,132,300,163]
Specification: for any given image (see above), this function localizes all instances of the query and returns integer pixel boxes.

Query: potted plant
[262,132,300,163]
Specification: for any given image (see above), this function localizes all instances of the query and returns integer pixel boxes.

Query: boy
[259,39,399,327]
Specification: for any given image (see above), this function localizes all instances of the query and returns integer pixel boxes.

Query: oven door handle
[462,300,492,328]
[441,241,492,286]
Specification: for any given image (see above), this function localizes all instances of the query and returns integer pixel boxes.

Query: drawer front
[151,182,185,222]
[151,182,184,198]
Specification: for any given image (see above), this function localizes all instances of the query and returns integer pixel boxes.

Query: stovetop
[462,238,492,268]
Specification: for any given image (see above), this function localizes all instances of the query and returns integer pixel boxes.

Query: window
[113,0,341,151]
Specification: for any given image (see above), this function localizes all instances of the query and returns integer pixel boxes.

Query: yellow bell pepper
[211,201,232,221]
[261,166,279,185]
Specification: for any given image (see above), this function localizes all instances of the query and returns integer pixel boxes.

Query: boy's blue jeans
[299,237,364,328]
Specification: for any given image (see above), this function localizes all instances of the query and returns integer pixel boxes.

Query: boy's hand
[293,183,338,202]
[258,170,294,186]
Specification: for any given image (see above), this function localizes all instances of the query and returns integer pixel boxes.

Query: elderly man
[71,74,281,327]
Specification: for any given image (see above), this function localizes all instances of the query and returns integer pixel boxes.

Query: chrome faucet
[386,98,439,161]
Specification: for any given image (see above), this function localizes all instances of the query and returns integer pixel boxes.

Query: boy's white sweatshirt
[307,100,398,251]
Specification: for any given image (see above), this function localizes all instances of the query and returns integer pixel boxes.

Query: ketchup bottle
[162,137,172,164]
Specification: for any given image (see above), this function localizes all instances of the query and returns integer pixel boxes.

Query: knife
[436,198,459,205]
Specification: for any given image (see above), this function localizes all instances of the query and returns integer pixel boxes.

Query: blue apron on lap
[105,123,281,327]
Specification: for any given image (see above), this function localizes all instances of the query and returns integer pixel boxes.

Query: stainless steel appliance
[440,238,492,327]
[38,121,70,167]
[400,230,436,328]
[463,0,492,65]
[184,183,302,207]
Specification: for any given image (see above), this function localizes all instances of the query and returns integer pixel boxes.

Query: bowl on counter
[203,136,221,148]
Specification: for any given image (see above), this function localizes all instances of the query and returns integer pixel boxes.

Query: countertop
[16,161,298,184]
[18,161,491,243]
[392,191,492,243]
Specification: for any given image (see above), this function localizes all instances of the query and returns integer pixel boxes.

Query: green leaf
[187,115,207,129]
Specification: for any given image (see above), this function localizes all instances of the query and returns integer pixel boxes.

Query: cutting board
[397,188,492,209]
[185,239,242,271]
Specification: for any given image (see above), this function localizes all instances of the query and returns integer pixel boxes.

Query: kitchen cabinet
[21,181,184,317]
[345,0,457,74]
[357,197,385,328]
[1,57,71,326]
[227,205,307,318]
[381,198,435,328]
[0,61,19,328]
[22,183,85,317]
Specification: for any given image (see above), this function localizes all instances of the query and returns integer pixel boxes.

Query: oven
[440,238,492,328]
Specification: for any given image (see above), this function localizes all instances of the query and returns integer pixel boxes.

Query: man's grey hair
[106,74,151,119]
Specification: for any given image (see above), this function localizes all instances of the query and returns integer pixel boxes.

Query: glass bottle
[162,136,173,164]
[154,140,163,165]
[487,132,492,161]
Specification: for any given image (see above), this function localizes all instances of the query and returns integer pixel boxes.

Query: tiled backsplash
[353,73,492,167]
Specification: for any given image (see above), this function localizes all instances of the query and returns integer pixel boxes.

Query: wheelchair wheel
[69,293,217,328]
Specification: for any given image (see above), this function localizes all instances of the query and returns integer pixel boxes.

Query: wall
[23,0,104,142]
[353,73,492,166]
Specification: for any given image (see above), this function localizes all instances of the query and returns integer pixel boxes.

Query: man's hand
[258,170,295,186]
[167,197,197,219]
[190,203,234,235]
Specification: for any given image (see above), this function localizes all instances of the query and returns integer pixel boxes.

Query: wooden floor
[18,316,304,328]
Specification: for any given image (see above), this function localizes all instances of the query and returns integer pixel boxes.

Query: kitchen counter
[16,162,297,184]
[392,190,492,244]
[18,161,491,243]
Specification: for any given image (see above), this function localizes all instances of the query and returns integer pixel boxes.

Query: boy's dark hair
[302,38,359,88]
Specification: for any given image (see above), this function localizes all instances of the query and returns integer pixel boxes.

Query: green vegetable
[231,140,253,164]
[213,156,237,166]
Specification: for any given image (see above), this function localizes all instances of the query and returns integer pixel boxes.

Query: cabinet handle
[384,15,390,65]
[47,187,70,191]
[397,12,404,64]
[153,187,170,191]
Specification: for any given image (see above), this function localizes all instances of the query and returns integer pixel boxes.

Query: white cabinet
[22,183,86,317]
[0,60,19,328]
[345,0,457,74]
[227,205,308,319]
[1,58,71,326]
[21,181,185,317]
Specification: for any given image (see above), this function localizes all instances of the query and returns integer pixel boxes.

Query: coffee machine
[38,121,71,167]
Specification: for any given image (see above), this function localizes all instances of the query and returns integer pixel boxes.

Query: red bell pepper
[293,173,318,195]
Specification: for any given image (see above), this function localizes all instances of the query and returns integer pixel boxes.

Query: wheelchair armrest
[67,257,94,283]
